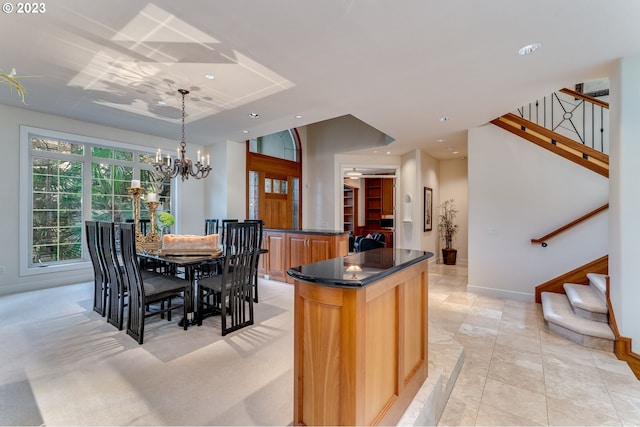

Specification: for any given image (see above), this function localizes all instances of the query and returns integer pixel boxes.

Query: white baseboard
[467,284,534,302]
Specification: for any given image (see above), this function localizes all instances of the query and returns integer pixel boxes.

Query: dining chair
[86,220,107,316]
[99,221,126,330]
[204,218,219,235]
[197,221,258,335]
[243,219,264,303]
[220,219,239,245]
[119,222,189,344]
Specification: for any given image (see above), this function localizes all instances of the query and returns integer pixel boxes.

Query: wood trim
[491,113,609,178]
[534,255,608,303]
[605,276,640,380]
[559,87,610,109]
[531,204,609,246]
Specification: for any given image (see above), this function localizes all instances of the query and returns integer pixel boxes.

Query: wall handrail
[531,203,609,247]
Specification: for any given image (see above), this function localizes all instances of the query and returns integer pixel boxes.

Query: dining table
[137,251,224,326]
[137,247,267,326]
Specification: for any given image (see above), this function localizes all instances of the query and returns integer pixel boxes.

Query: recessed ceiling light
[440,116,449,122]
[248,113,260,118]
[452,151,459,154]
[295,114,303,119]
[157,100,166,105]
[242,130,249,134]
[437,139,445,143]
[517,43,541,56]
[386,151,391,155]
[204,74,215,80]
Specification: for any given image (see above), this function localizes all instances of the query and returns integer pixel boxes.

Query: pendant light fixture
[154,89,211,181]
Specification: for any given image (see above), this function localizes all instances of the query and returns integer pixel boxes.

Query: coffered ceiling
[1,0,639,159]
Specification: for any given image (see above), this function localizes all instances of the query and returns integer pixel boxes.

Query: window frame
[19,125,163,276]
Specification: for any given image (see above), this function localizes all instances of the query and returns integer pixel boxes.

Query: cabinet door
[266,232,286,280]
[308,235,331,263]
[287,234,310,269]
[382,178,395,216]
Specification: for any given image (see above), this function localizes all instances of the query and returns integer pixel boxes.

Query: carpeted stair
[541,273,614,351]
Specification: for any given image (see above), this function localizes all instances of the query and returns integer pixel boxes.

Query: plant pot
[442,248,457,265]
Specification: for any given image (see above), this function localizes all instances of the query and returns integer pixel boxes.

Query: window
[20,126,171,275]
[248,129,298,161]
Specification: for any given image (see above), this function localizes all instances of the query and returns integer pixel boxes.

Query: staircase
[541,273,614,351]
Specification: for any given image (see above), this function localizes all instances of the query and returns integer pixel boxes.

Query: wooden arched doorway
[246,129,302,229]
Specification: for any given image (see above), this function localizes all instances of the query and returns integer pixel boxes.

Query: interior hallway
[1,264,639,425]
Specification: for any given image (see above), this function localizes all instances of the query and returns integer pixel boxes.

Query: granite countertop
[287,248,433,288]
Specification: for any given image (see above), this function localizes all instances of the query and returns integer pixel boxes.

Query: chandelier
[154,89,212,181]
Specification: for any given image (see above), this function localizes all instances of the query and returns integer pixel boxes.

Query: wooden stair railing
[491,113,609,178]
[531,203,609,247]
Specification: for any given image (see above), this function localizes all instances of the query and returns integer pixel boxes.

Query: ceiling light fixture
[248,112,260,118]
[439,116,449,122]
[204,73,215,80]
[295,114,303,119]
[346,168,363,179]
[517,43,541,56]
[154,89,211,181]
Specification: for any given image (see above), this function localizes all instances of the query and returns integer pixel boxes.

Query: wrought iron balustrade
[516,88,609,155]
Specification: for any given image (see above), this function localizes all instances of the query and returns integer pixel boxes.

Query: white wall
[420,150,440,256]
[439,158,468,264]
[468,124,608,300]
[609,55,640,351]
[0,104,205,295]
[304,115,393,230]
[203,140,246,222]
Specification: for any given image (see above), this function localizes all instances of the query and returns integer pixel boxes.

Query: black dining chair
[220,219,239,245]
[197,221,258,335]
[243,219,264,303]
[119,222,189,344]
[99,221,126,330]
[86,220,107,316]
[204,218,219,235]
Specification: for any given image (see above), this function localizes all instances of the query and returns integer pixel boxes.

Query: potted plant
[438,198,458,265]
[1,68,27,103]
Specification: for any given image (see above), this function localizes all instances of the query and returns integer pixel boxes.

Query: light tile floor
[1,263,639,425]
[430,263,640,426]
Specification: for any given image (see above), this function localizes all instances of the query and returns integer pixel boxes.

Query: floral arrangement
[438,199,458,249]
[1,68,27,103]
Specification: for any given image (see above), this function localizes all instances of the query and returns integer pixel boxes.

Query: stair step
[541,292,614,351]
[563,283,608,323]
[587,272,607,296]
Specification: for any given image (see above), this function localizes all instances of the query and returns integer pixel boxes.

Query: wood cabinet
[262,231,286,282]
[259,230,348,283]
[293,258,429,425]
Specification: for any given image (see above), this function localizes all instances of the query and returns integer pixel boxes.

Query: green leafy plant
[1,68,27,103]
[158,212,175,227]
[438,199,458,249]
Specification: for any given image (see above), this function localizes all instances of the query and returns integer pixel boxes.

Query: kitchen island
[288,248,433,426]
